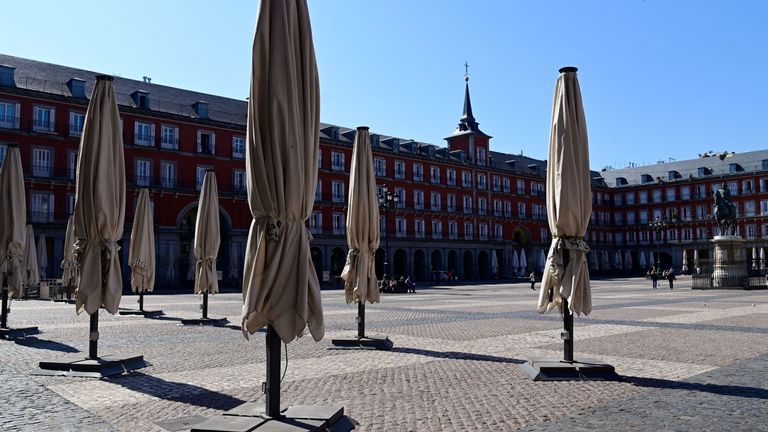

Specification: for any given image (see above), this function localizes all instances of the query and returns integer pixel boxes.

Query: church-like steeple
[451,66,489,138]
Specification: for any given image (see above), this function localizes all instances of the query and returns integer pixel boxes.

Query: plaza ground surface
[1,276,767,431]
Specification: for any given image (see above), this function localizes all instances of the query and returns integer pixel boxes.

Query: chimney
[192,101,209,119]
[0,65,16,87]
[67,78,86,98]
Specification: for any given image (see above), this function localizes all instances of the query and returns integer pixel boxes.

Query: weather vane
[464,61,469,81]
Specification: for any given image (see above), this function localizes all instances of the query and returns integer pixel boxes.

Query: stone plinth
[711,236,747,289]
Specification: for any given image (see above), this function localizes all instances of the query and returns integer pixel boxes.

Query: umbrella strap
[552,235,584,240]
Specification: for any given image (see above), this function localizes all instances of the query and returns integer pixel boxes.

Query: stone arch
[413,249,427,281]
[330,247,346,284]
[431,250,442,272]
[177,202,232,285]
[393,249,407,278]
[310,247,323,284]
[512,225,531,247]
[478,251,490,279]
[463,250,474,279]
[375,247,386,279]
[447,250,458,274]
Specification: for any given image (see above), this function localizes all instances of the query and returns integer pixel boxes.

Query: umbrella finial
[559,66,578,74]
[95,74,114,81]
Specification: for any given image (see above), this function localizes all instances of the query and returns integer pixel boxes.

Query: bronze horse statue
[713,183,737,236]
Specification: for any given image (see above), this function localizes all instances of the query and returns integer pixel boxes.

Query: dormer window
[67,78,86,98]
[728,163,743,174]
[616,177,628,186]
[192,101,209,119]
[0,65,15,87]
[667,170,680,181]
[641,174,653,184]
[697,167,711,176]
[370,134,380,148]
[131,90,150,109]
[762,159,768,171]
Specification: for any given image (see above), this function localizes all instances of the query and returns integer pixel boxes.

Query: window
[463,195,473,214]
[477,174,487,190]
[233,169,246,193]
[746,225,756,239]
[761,200,768,216]
[315,181,322,201]
[414,190,424,210]
[333,213,345,235]
[428,219,442,240]
[614,212,623,225]
[67,193,76,216]
[652,189,662,203]
[0,101,20,129]
[430,166,440,184]
[232,136,246,159]
[478,197,487,215]
[196,166,208,190]
[448,221,458,239]
[68,151,77,180]
[696,184,707,198]
[518,202,526,219]
[396,218,407,237]
[680,186,690,200]
[160,161,176,188]
[135,159,152,186]
[494,224,503,241]
[447,169,456,186]
[697,204,708,219]
[665,188,676,201]
[613,193,623,206]
[374,158,386,177]
[479,223,488,240]
[413,163,424,181]
[626,192,635,205]
[745,201,756,217]
[30,192,54,223]
[33,106,55,133]
[504,201,512,217]
[638,191,648,204]
[394,161,405,179]
[161,125,179,149]
[493,200,502,217]
[69,111,85,137]
[431,192,441,211]
[317,150,323,169]
[492,176,501,192]
[743,179,754,194]
[32,148,52,177]
[134,121,154,146]
[0,144,6,166]
[502,178,511,193]
[477,147,487,166]
[680,206,691,221]
[332,181,345,203]
[331,151,345,171]
[197,130,216,155]
[761,178,768,193]
[639,209,649,224]
[395,187,405,208]
[541,228,550,243]
[462,171,472,188]
[447,194,456,212]
[517,179,525,195]
[464,222,474,240]
[414,219,425,239]
[727,181,738,196]
[310,212,322,234]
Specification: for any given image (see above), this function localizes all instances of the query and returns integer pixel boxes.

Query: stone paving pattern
[1,276,766,431]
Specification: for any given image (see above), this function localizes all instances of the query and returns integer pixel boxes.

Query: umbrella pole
[202,292,208,319]
[89,310,99,359]
[265,325,282,419]
[357,301,365,338]
[1,275,8,329]
[562,297,574,363]
[139,292,144,312]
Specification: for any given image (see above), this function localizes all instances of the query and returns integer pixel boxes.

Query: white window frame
[332,181,345,203]
[394,160,405,179]
[161,125,179,150]
[233,169,246,193]
[333,213,345,235]
[414,219,425,239]
[134,121,154,146]
[395,218,407,238]
[32,147,52,178]
[232,136,246,159]
[430,166,440,184]
[160,161,177,189]
[463,196,472,214]
[464,222,473,240]
[30,192,54,223]
[374,158,386,177]
[447,169,456,186]
[135,159,152,186]
[310,212,323,234]
[0,101,20,129]
[33,105,55,133]
[432,220,442,239]
[414,190,424,210]
[197,130,216,155]
[69,111,85,137]
[431,192,441,211]
[448,221,458,240]
[331,151,345,171]
[413,163,424,182]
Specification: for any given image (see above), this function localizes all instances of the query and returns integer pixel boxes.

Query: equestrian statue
[713,182,737,236]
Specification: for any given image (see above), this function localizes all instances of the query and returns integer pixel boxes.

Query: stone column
[711,236,747,289]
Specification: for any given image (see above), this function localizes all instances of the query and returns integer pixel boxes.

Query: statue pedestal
[710,236,747,289]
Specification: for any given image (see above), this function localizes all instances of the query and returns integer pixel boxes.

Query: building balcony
[30,211,55,224]
[0,114,21,130]
[32,118,56,134]
[161,137,180,150]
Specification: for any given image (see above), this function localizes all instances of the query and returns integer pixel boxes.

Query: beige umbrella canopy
[73,75,126,315]
[538,67,592,317]
[129,189,155,293]
[186,247,196,281]
[0,145,26,298]
[242,0,324,343]
[60,216,79,288]
[21,225,40,293]
[37,234,48,279]
[194,170,220,295]
[341,127,380,305]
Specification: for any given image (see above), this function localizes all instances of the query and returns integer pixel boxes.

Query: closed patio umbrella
[21,225,40,298]
[490,250,499,276]
[624,250,632,271]
[60,216,78,290]
[614,250,622,271]
[193,170,220,319]
[650,252,656,268]
[127,188,155,314]
[528,67,613,380]
[37,234,48,279]
[186,247,196,281]
[165,243,176,282]
[751,247,757,270]
[639,251,647,268]
[682,250,689,273]
[602,250,611,271]
[511,250,519,276]
[760,248,765,271]
[228,243,239,280]
[520,249,527,274]
[538,249,546,273]
[238,0,333,423]
[332,127,391,350]
[0,144,28,331]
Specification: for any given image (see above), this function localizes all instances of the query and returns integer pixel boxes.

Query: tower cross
[464,61,469,77]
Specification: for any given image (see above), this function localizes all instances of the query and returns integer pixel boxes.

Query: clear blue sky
[3,1,767,170]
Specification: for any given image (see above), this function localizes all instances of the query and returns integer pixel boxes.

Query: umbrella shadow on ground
[392,347,525,364]
[625,376,768,400]
[109,372,246,410]
[12,336,79,353]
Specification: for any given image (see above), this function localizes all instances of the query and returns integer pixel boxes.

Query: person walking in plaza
[667,268,676,289]
[650,268,659,289]
[529,271,536,290]
[405,276,416,293]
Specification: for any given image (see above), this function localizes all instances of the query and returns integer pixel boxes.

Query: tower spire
[456,63,484,135]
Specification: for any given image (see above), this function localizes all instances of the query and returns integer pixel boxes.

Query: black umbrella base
[522,358,619,381]
[330,335,394,350]
[118,308,164,317]
[191,403,347,432]
[32,353,148,378]
[0,326,40,339]
[180,317,229,326]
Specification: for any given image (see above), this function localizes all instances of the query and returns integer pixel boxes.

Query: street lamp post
[649,213,668,269]
[378,184,400,279]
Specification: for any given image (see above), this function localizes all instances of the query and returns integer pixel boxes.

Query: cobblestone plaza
[1,278,766,431]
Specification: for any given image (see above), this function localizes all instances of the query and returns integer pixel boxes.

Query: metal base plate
[180,317,229,326]
[191,403,346,432]
[0,326,40,339]
[33,353,148,377]
[118,308,164,317]
[330,335,393,350]
[522,358,620,381]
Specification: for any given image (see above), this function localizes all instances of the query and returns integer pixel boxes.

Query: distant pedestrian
[405,276,416,293]
[529,272,536,290]
[667,269,676,289]
[651,269,658,289]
